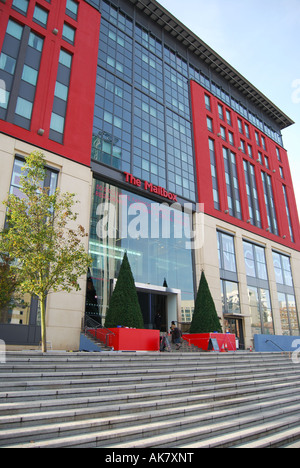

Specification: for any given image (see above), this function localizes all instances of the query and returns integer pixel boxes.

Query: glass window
[50,113,65,133]
[218,232,237,273]
[12,0,29,15]
[243,242,268,280]
[59,50,73,68]
[6,20,24,40]
[21,65,38,86]
[87,179,195,323]
[278,293,299,336]
[54,82,69,101]
[63,23,76,44]
[28,33,44,52]
[15,97,33,119]
[0,53,16,75]
[221,280,240,315]
[248,287,274,335]
[66,0,79,19]
[33,5,49,27]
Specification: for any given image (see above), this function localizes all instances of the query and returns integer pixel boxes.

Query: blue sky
[158,0,300,213]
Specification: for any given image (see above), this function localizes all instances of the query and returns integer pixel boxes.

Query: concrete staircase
[1,351,300,448]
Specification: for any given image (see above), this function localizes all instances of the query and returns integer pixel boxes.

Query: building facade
[0,0,299,350]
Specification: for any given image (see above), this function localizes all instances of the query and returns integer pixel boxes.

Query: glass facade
[86,178,195,323]
[91,2,197,201]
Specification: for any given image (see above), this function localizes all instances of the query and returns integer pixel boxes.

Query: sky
[158,0,300,214]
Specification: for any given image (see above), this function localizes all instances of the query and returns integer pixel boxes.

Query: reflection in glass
[86,179,195,324]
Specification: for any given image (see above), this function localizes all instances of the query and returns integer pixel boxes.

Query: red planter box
[91,328,160,351]
[182,333,236,352]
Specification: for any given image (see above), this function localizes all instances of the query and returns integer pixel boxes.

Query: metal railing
[83,316,116,348]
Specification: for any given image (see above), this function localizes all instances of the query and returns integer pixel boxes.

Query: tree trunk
[40,295,47,353]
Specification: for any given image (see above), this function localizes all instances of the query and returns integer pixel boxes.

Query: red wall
[190,80,300,251]
[0,0,100,167]
[92,328,160,352]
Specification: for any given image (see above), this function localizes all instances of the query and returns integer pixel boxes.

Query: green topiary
[190,271,222,334]
[105,252,144,329]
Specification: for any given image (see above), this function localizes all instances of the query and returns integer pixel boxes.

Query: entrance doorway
[224,316,245,349]
[135,282,181,333]
[138,292,167,331]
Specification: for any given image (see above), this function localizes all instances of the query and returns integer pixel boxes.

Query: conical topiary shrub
[105,252,144,329]
[190,271,222,334]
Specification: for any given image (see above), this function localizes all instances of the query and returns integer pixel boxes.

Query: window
[63,23,76,44]
[243,161,261,228]
[15,97,33,119]
[243,241,268,280]
[12,0,29,15]
[209,138,220,210]
[261,172,278,235]
[221,280,240,315]
[207,117,213,132]
[282,185,294,242]
[66,0,79,20]
[33,5,49,28]
[272,252,293,287]
[223,148,242,219]
[248,286,274,335]
[49,49,73,143]
[218,103,224,120]
[205,95,211,111]
[278,293,299,336]
[218,231,237,274]
[273,251,299,336]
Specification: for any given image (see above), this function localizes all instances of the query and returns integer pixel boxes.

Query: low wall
[182,333,236,352]
[91,328,160,351]
[254,334,300,352]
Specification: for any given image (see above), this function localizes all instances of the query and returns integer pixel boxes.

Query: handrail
[265,339,285,352]
[83,316,116,348]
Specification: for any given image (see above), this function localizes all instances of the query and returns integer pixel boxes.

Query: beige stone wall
[194,212,300,349]
[0,134,93,350]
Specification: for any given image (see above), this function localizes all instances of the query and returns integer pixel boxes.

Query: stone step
[1,351,300,448]
[1,365,299,393]
[1,371,300,404]
[7,403,300,448]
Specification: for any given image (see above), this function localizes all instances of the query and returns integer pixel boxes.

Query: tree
[105,252,144,329]
[0,151,92,352]
[190,271,222,334]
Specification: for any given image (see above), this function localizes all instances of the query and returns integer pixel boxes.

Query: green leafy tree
[0,151,92,352]
[190,271,222,334]
[105,252,144,329]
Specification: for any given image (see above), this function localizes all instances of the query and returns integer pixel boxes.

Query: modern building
[0,0,299,350]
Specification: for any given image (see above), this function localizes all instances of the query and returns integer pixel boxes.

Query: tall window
[244,241,274,336]
[272,251,299,336]
[218,231,240,316]
[222,148,242,219]
[261,171,278,235]
[209,138,220,210]
[0,20,44,129]
[282,185,294,243]
[49,50,73,143]
[243,161,261,228]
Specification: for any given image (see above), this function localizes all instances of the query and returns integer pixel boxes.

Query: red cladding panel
[0,0,101,166]
[190,80,300,251]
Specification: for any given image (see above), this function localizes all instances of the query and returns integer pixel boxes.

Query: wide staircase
[1,351,300,448]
